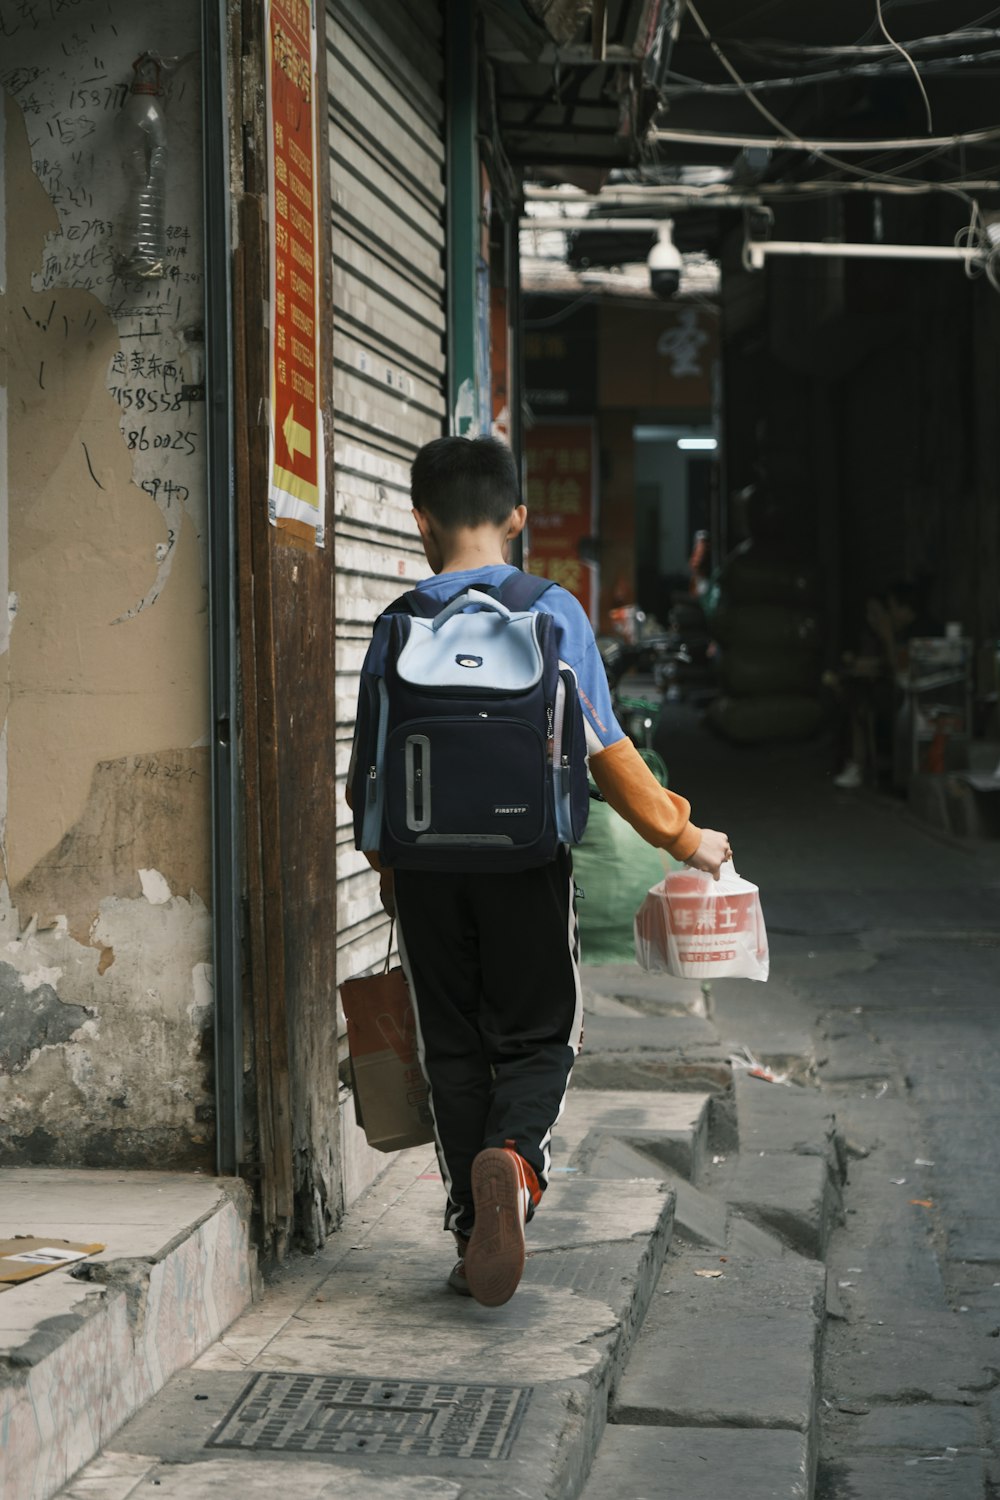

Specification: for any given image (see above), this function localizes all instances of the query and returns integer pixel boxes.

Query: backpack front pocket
[384,716,549,853]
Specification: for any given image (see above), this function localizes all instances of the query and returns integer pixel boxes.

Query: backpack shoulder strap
[381,589,440,619]
[497,571,556,612]
[384,574,554,620]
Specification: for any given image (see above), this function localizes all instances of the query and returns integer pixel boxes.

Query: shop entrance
[633,424,718,627]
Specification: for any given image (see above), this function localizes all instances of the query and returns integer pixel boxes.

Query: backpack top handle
[430,588,514,632]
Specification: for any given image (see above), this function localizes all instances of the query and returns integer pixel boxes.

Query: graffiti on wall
[0,0,214,1167]
[0,0,205,610]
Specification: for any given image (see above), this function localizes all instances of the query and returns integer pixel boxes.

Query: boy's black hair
[411,436,520,529]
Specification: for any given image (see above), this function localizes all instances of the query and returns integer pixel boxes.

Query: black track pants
[394,847,582,1238]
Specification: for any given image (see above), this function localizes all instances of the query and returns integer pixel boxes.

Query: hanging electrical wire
[853,0,1000,47]
[755,174,1000,196]
[649,123,1000,155]
[673,2,986,208]
[951,198,1000,289]
[660,47,1000,98]
[560,0,1000,296]
[522,288,599,327]
[803,139,973,194]
[875,0,934,131]
[725,17,1000,61]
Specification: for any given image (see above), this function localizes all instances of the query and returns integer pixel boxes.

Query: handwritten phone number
[66,83,129,113]
[111,387,185,413]
[127,427,198,457]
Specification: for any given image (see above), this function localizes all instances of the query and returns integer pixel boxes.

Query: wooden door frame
[225,0,339,1258]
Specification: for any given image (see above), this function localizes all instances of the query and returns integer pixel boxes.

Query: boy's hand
[685,829,732,880]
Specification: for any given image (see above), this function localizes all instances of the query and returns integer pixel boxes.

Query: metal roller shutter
[327,0,448,979]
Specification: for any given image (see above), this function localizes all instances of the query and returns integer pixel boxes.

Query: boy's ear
[506,504,528,540]
[412,506,433,542]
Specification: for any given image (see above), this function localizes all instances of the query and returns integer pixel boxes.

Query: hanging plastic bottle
[117,54,168,280]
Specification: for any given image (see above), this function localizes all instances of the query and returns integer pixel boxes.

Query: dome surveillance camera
[648,222,682,300]
[650,266,681,299]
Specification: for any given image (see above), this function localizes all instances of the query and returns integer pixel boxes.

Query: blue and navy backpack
[351,572,590,873]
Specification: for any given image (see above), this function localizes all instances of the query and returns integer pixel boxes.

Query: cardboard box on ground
[0,1238,104,1292]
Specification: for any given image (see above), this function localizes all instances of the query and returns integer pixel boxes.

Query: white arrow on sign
[282,404,312,462]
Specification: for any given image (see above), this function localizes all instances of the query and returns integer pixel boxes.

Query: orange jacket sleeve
[589,737,702,862]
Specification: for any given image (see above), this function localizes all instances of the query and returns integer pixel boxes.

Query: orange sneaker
[463,1145,540,1307]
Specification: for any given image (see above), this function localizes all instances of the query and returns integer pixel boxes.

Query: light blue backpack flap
[396,591,544,691]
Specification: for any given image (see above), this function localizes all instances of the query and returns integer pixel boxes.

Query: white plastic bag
[634,864,769,982]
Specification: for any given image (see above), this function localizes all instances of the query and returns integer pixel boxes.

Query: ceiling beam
[521,216,668,228]
[746,239,980,268]
[523,181,1000,204]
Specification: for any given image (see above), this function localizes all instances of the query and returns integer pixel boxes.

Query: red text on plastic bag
[634,866,769,982]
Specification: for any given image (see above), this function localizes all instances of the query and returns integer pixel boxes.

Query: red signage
[490,283,511,444]
[267,0,324,541]
[524,421,596,620]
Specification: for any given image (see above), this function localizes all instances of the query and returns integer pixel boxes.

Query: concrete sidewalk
[53,963,838,1500]
[54,1089,693,1499]
[18,714,1000,1500]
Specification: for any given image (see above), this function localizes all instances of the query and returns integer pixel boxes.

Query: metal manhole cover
[209,1372,532,1459]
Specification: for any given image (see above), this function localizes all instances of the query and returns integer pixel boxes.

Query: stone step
[710,974,818,1071]
[611,1247,826,1438]
[573,1050,733,1095]
[733,1072,847,1182]
[707,1151,841,1259]
[576,1136,796,1261]
[0,1170,255,1500]
[580,1012,720,1053]
[581,964,709,1018]
[576,989,731,1094]
[556,1088,713,1185]
[667,1072,843,1262]
[581,1426,813,1500]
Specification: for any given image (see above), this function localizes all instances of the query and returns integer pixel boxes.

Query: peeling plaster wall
[0,1,213,1167]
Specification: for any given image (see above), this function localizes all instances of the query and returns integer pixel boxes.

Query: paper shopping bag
[634,865,769,982]
[339,937,436,1153]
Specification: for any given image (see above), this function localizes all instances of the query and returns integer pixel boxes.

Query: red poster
[524,422,596,621]
[267,0,324,543]
[490,283,511,444]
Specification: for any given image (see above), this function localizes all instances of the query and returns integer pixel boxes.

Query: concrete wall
[0,2,213,1166]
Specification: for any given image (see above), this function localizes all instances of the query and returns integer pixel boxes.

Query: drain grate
[209,1373,532,1460]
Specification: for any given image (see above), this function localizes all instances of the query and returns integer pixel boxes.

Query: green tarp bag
[574,749,681,966]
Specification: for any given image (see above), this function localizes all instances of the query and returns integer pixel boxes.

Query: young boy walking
[348,436,730,1308]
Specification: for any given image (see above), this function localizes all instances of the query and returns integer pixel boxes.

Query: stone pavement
[52,957,837,1500]
[28,707,1000,1499]
[655,709,1000,1499]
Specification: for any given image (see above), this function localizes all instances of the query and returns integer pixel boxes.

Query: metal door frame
[202,0,242,1177]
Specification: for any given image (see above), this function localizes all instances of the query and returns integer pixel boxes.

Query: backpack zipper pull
[560,752,571,794]
[546,705,554,762]
[367,765,377,803]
